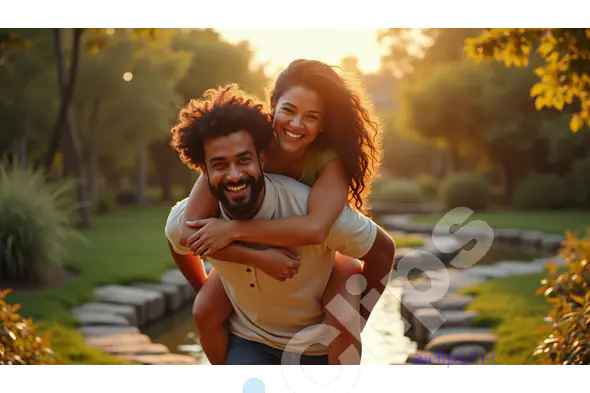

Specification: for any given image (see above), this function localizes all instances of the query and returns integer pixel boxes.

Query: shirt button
[246,268,252,273]
[249,283,255,288]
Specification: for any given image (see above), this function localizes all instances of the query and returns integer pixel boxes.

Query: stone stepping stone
[451,344,488,360]
[72,309,130,326]
[540,234,566,251]
[93,285,166,324]
[78,325,140,337]
[403,293,473,313]
[379,214,408,228]
[492,261,545,275]
[74,303,139,326]
[493,229,524,244]
[428,327,491,341]
[520,231,544,246]
[120,353,198,365]
[423,268,487,288]
[411,310,478,347]
[424,332,498,354]
[405,350,469,365]
[131,282,183,312]
[103,342,170,356]
[461,266,512,279]
[533,255,566,268]
[85,333,152,349]
[161,269,196,302]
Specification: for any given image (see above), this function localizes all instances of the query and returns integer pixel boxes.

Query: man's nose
[227,165,242,182]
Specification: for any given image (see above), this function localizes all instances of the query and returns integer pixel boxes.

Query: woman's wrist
[229,220,243,242]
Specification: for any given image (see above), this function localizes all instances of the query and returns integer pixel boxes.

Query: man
[165,85,395,365]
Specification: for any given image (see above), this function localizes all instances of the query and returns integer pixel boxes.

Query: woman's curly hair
[269,59,383,214]
[170,84,274,171]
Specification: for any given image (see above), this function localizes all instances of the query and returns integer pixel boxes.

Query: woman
[172,59,383,365]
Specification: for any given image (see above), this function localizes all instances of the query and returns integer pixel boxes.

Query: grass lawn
[458,270,556,364]
[389,233,424,248]
[4,205,423,364]
[411,210,590,236]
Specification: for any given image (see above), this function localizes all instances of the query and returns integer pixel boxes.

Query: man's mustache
[220,178,254,189]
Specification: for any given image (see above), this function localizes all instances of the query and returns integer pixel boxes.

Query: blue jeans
[225,334,329,365]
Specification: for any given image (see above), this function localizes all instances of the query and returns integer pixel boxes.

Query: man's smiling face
[203,130,265,219]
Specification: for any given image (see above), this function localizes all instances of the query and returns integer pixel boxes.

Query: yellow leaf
[535,96,546,110]
[553,92,565,110]
[570,114,583,133]
[530,83,546,97]
[571,295,584,304]
[535,286,547,296]
[534,67,545,77]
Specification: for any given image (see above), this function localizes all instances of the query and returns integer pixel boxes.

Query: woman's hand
[186,218,237,257]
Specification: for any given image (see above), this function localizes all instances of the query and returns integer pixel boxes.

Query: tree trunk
[44,28,83,171]
[135,149,148,205]
[86,96,102,203]
[149,140,174,202]
[52,28,91,229]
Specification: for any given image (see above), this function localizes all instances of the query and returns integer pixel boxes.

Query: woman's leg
[321,253,364,365]
[192,268,234,365]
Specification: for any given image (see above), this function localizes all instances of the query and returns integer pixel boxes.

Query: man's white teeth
[227,184,247,192]
[286,130,303,139]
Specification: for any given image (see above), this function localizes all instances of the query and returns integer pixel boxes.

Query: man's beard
[208,174,265,219]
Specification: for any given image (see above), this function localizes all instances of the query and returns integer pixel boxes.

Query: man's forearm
[207,242,265,269]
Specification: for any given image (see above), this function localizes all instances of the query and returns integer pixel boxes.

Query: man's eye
[239,158,251,164]
[213,164,227,170]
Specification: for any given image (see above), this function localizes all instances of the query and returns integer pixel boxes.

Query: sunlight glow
[123,72,133,82]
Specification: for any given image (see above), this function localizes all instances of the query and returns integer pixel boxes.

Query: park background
[0,27,588,366]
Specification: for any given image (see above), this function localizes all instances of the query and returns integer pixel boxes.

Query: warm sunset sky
[215,28,391,78]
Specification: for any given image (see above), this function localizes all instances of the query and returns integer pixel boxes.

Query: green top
[298,146,339,187]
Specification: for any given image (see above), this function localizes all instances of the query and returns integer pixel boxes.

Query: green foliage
[414,173,438,199]
[0,289,56,365]
[569,156,590,208]
[0,161,82,283]
[95,189,116,214]
[533,230,590,364]
[465,28,590,133]
[370,178,424,204]
[440,172,490,211]
[512,174,570,210]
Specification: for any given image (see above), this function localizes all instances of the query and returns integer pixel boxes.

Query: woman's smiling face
[272,85,324,154]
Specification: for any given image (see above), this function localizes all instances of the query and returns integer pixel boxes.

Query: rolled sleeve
[324,205,378,259]
[164,198,192,256]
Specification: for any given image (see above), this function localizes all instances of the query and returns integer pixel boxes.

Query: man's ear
[258,151,266,168]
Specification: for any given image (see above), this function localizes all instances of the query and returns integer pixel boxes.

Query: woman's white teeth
[227,184,247,192]
[286,130,303,139]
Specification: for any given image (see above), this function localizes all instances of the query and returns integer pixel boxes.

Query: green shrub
[370,178,424,204]
[0,289,56,365]
[0,162,82,283]
[569,156,590,208]
[512,174,570,210]
[533,230,590,365]
[96,189,116,214]
[440,172,490,211]
[414,173,438,200]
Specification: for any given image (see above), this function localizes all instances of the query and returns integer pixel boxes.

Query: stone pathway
[395,254,562,364]
[75,268,200,365]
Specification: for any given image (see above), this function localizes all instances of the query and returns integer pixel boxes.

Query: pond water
[143,232,551,365]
